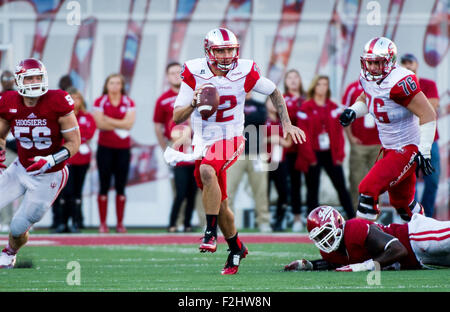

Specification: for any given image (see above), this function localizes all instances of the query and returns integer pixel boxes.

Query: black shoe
[221,243,248,275]
[52,224,67,233]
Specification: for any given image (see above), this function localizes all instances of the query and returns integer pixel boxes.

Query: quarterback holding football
[165,27,306,275]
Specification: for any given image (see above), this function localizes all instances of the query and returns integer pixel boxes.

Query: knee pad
[356,194,380,221]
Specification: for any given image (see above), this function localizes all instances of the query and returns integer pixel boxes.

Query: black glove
[339,109,356,127]
[415,152,434,176]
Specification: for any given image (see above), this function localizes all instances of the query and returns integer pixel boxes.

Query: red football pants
[194,136,245,202]
[358,144,418,213]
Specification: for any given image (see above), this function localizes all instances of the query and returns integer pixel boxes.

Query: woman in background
[57,87,96,233]
[266,101,292,231]
[301,75,354,219]
[93,74,136,233]
[282,69,307,232]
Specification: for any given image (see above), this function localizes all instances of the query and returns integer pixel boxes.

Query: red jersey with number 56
[359,66,421,150]
[0,90,74,172]
[175,58,264,148]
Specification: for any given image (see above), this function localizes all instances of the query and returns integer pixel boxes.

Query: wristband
[52,147,71,165]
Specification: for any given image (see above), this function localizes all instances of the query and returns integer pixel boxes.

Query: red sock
[116,195,126,226]
[98,195,108,225]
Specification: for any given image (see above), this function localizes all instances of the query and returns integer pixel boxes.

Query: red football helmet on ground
[360,36,397,81]
[307,206,345,253]
[14,58,49,97]
[204,28,240,72]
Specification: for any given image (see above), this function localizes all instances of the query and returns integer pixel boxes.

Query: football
[197,84,220,119]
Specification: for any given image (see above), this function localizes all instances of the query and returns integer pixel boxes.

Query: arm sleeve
[173,81,195,108]
[389,74,422,107]
[252,76,276,95]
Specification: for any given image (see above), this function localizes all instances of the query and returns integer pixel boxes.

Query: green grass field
[1,243,449,292]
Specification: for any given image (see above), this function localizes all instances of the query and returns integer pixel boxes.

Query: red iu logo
[50,182,57,189]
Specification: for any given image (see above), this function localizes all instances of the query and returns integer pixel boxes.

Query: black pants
[169,165,197,228]
[286,152,303,215]
[61,164,90,227]
[268,161,289,221]
[96,145,131,196]
[305,151,355,219]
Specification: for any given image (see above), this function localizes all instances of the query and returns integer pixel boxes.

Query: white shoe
[292,221,304,232]
[0,251,16,269]
[258,223,272,233]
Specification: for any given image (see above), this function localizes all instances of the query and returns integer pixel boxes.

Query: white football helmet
[307,206,345,253]
[204,28,240,72]
[360,37,397,81]
[14,58,49,97]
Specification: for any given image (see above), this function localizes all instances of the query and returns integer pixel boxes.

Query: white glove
[336,259,375,272]
[163,146,201,166]
[26,155,55,176]
[284,259,313,271]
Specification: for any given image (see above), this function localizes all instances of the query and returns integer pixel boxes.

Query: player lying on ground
[0,58,80,269]
[284,206,450,272]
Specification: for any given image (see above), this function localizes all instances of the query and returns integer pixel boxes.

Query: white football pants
[0,158,68,236]
[408,213,450,267]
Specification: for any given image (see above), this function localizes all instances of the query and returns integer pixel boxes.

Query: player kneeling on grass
[284,206,450,272]
[0,59,80,269]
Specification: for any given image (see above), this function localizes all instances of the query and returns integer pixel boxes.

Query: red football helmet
[14,58,49,97]
[306,206,345,253]
[204,28,240,72]
[360,37,397,81]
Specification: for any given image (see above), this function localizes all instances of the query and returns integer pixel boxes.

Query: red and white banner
[266,0,305,86]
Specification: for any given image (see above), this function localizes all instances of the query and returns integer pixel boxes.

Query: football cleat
[221,244,248,275]
[0,250,17,269]
[199,232,217,253]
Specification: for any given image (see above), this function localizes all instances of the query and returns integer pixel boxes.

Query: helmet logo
[318,206,334,222]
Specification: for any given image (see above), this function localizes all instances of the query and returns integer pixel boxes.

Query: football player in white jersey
[168,28,306,275]
[339,37,436,222]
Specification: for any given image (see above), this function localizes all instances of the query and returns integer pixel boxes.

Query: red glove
[26,155,55,176]
[0,149,6,170]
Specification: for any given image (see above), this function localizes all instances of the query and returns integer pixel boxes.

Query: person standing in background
[266,101,293,231]
[55,87,96,233]
[342,80,381,213]
[400,53,440,218]
[154,62,182,152]
[166,119,197,233]
[93,73,136,233]
[154,62,204,231]
[227,92,272,233]
[302,75,355,219]
[282,69,307,232]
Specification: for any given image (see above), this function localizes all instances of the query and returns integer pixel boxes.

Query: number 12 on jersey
[202,95,237,122]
